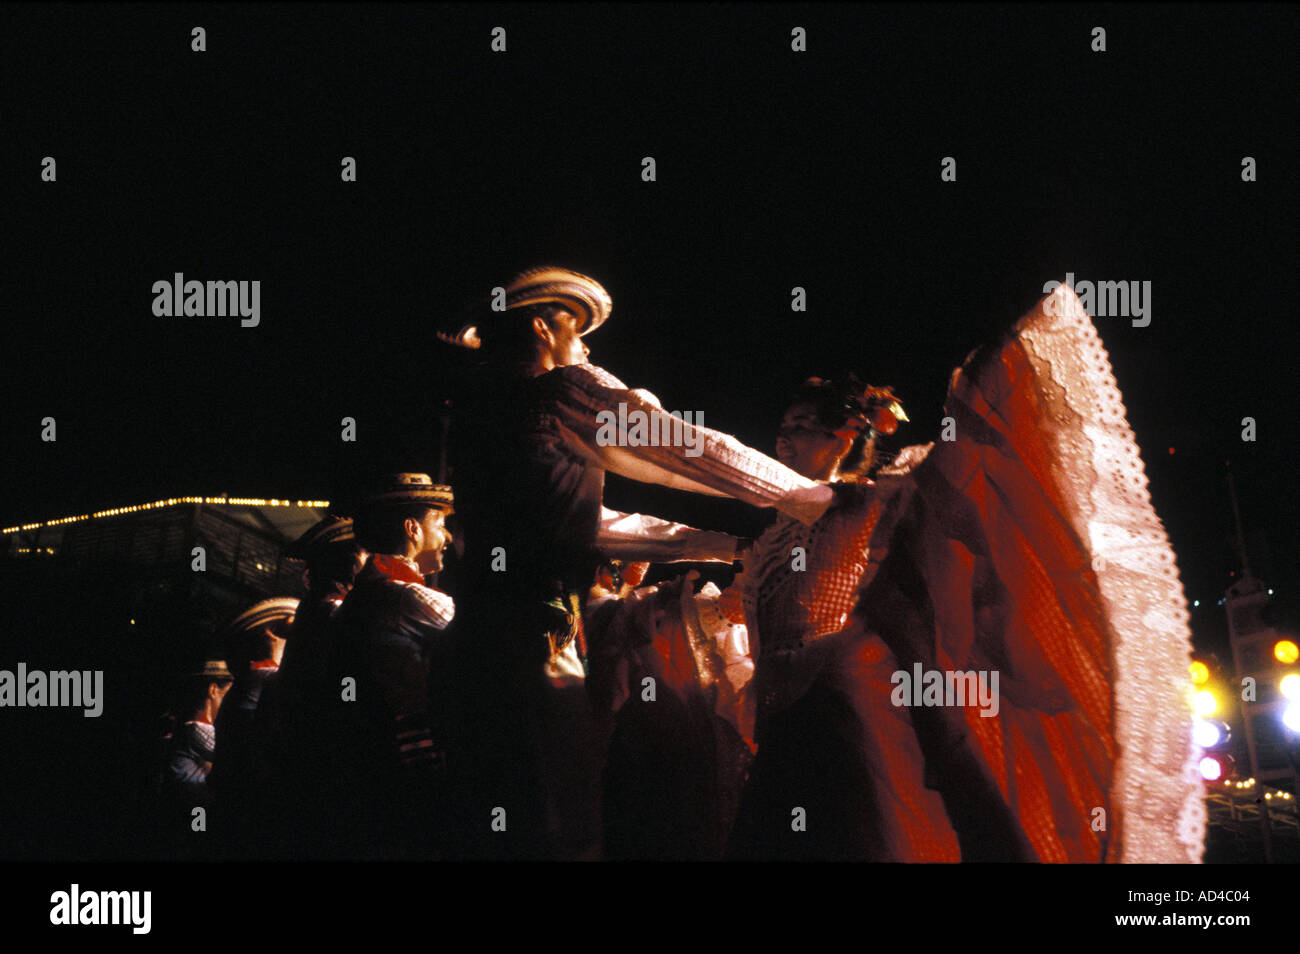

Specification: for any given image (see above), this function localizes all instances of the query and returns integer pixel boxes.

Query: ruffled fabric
[587,284,1202,862]
[843,283,1201,861]
[1020,285,1203,862]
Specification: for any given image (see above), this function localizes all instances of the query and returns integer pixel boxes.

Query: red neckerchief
[250,660,279,671]
[370,553,425,586]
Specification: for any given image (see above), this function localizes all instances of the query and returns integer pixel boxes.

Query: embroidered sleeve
[554,363,833,524]
[168,750,208,785]
[596,506,738,563]
[404,584,455,630]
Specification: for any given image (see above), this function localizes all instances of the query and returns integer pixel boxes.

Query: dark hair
[353,502,434,556]
[478,304,566,361]
[306,541,366,594]
[179,674,231,718]
[788,375,878,480]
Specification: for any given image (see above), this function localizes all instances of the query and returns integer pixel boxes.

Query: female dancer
[591,284,1201,862]
[724,376,963,860]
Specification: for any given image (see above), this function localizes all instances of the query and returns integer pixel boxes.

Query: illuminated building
[2,496,329,647]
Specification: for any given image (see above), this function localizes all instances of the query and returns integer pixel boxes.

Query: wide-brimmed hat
[362,473,454,512]
[188,659,234,682]
[220,598,299,641]
[285,514,356,560]
[442,266,612,349]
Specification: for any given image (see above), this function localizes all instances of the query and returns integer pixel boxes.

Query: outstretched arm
[555,363,833,524]
[596,506,739,563]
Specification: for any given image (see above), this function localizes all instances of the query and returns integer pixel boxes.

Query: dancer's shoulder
[551,362,630,392]
[875,442,935,477]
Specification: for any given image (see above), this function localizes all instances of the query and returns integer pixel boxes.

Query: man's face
[412,508,452,574]
[540,309,589,367]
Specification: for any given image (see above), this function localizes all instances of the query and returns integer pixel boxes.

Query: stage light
[1192,689,1218,717]
[1276,640,1300,665]
[1189,660,1210,685]
[1281,674,1300,701]
[1199,754,1233,782]
[1283,702,1300,734]
[1193,718,1224,748]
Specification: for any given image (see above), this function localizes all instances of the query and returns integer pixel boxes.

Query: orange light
[1276,640,1300,665]
[1192,690,1218,717]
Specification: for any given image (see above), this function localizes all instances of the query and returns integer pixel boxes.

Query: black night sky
[4,3,1298,657]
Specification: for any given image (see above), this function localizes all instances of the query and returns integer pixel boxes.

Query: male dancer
[445,266,831,859]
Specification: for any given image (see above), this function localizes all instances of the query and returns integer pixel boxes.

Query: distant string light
[2,497,331,535]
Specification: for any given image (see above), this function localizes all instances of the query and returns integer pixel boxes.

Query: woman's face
[775,401,851,481]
